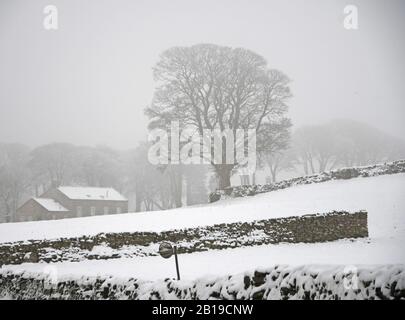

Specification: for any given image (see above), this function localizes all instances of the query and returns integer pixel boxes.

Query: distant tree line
[1,118,404,222]
[0,142,208,223]
[257,119,405,183]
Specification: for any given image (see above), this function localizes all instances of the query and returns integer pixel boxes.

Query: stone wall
[209,160,405,202]
[0,211,368,266]
[1,264,403,300]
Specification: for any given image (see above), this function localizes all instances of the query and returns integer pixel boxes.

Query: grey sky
[0,0,404,149]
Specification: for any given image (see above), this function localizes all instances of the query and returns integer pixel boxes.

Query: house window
[116,207,121,214]
[90,207,96,216]
[77,206,82,217]
[103,207,109,215]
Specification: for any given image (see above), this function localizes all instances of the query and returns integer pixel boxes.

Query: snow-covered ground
[0,173,405,243]
[2,237,404,281]
[1,173,404,283]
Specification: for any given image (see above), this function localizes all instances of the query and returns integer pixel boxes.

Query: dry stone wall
[209,160,405,202]
[1,264,403,300]
[0,211,368,265]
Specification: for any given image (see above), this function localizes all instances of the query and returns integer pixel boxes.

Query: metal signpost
[159,242,181,280]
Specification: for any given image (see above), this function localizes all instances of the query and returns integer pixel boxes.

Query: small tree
[29,143,76,191]
[257,118,292,182]
[0,144,30,222]
[75,146,124,190]
[292,126,337,174]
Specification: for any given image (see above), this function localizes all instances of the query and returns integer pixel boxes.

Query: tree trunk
[271,169,277,183]
[309,158,315,174]
[239,175,249,185]
[215,164,233,189]
[168,167,183,208]
[135,194,142,212]
[174,178,182,208]
[134,182,143,212]
[4,202,11,223]
[303,161,308,175]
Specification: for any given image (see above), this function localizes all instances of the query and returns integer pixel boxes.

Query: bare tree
[0,144,30,222]
[264,149,296,183]
[257,117,292,182]
[29,143,76,191]
[292,120,405,175]
[127,143,175,212]
[292,126,337,174]
[330,120,403,167]
[75,146,124,191]
[145,44,291,189]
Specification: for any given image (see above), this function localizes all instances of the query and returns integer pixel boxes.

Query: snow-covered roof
[57,187,127,201]
[33,198,69,212]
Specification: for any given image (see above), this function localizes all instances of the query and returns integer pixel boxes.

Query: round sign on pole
[159,242,174,259]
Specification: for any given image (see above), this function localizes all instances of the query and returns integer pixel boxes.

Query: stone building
[16,186,128,222]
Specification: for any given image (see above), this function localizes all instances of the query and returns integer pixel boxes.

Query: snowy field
[1,173,404,282]
[2,237,404,281]
[0,173,404,243]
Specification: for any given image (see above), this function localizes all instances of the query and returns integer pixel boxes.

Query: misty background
[1,0,405,221]
[1,0,405,148]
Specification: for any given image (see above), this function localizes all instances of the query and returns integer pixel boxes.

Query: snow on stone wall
[0,211,368,265]
[209,160,405,202]
[1,265,404,300]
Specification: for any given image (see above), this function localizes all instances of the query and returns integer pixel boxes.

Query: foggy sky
[0,0,404,149]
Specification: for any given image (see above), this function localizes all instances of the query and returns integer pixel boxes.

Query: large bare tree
[145,44,291,188]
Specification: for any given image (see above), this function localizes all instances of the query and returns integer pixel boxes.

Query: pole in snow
[173,245,180,281]
[159,242,181,281]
